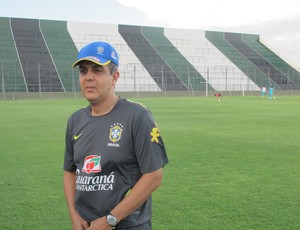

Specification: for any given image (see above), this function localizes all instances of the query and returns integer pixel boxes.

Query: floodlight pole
[133,66,136,92]
[161,65,165,93]
[187,66,194,96]
[1,62,5,100]
[225,67,228,92]
[38,63,42,100]
[71,69,77,99]
[242,84,245,96]
[1,62,6,100]
[206,67,209,97]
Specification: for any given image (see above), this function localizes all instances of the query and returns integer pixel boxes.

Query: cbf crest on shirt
[109,123,123,143]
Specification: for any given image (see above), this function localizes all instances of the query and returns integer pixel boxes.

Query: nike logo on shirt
[74,133,83,140]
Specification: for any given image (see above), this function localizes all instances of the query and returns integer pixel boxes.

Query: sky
[1,0,300,68]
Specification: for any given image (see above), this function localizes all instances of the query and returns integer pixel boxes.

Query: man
[269,85,274,99]
[261,86,266,97]
[63,41,168,230]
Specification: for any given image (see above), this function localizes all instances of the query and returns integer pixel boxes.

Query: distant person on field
[63,41,168,230]
[269,86,274,99]
[214,92,222,97]
[261,86,266,97]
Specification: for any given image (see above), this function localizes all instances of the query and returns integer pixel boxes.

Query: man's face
[78,61,119,105]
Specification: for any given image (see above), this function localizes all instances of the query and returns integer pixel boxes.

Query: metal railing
[1,62,300,99]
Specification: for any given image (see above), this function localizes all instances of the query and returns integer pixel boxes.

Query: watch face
[107,214,117,226]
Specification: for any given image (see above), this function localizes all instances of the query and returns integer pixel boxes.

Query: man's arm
[112,168,163,220]
[64,171,90,230]
[88,168,163,230]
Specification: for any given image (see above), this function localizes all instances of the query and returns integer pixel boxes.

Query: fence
[1,61,300,100]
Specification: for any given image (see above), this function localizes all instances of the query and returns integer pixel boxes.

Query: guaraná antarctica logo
[76,155,115,192]
[82,155,101,174]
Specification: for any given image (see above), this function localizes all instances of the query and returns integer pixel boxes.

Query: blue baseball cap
[72,41,119,67]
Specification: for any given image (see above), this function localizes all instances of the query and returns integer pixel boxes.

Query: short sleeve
[132,110,168,174]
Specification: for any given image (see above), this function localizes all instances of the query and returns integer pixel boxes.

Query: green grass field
[0,96,299,229]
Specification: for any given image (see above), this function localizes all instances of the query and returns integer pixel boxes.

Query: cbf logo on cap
[72,41,119,67]
[97,46,104,54]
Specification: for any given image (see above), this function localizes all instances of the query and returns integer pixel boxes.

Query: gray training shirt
[64,98,168,227]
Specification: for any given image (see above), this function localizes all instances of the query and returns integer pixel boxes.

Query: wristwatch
[106,213,118,228]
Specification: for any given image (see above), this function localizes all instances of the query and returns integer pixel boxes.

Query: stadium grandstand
[0,16,300,98]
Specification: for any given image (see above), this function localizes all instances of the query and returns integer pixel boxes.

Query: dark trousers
[117,220,152,230]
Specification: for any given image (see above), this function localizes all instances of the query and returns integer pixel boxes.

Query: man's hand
[71,212,90,230]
